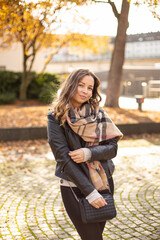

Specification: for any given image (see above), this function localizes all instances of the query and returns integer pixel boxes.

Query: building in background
[125,32,160,59]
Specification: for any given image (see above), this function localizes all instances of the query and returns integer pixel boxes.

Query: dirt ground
[0,100,160,128]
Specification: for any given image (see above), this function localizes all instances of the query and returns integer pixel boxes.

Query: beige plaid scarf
[67,103,123,191]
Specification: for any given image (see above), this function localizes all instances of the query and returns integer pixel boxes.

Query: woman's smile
[79,95,87,99]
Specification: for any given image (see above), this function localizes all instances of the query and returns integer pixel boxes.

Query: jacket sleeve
[47,112,95,196]
[88,138,118,162]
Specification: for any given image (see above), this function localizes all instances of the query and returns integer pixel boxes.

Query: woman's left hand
[68,149,84,163]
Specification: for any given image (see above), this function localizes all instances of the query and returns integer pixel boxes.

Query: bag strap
[67,181,79,202]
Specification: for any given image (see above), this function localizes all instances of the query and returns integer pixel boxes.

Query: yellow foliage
[0,0,69,49]
[133,0,160,5]
[42,33,109,56]
[68,33,109,56]
[134,0,160,20]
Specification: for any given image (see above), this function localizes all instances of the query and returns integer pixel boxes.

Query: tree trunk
[105,0,130,107]
[19,44,27,100]
[19,44,33,101]
[19,76,29,100]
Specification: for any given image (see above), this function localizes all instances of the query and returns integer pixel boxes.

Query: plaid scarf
[67,103,123,191]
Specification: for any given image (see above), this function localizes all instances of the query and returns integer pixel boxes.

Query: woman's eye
[78,84,93,90]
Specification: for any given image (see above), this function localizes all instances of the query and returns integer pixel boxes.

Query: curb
[118,122,160,136]
[0,122,160,141]
[0,127,47,141]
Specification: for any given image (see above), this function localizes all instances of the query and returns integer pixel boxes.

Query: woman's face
[71,75,94,108]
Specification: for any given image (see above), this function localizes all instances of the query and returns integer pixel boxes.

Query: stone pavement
[0,137,160,240]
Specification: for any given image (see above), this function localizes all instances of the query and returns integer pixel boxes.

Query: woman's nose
[82,87,88,93]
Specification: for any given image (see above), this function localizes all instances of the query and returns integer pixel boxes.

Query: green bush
[0,71,22,95]
[28,73,60,103]
[0,92,16,104]
[38,82,59,104]
[0,71,60,104]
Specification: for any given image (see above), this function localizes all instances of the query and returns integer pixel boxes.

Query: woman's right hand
[90,197,107,208]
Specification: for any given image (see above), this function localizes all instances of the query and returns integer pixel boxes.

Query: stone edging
[118,122,160,136]
[0,127,47,141]
[0,122,160,141]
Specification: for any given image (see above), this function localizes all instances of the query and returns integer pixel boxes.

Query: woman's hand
[90,197,107,208]
[68,149,84,163]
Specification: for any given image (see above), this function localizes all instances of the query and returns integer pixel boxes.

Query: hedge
[0,71,60,104]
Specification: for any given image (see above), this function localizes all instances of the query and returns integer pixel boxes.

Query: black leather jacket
[47,111,118,197]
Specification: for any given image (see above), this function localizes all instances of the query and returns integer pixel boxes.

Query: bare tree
[93,0,158,107]
[105,0,130,107]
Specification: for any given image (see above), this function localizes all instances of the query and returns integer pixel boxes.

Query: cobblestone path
[0,138,160,240]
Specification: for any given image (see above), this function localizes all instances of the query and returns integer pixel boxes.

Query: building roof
[111,31,160,43]
[126,31,160,43]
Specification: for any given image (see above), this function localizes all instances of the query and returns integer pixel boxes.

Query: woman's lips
[79,95,87,99]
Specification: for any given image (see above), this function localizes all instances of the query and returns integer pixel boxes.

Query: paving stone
[130,238,140,240]
[123,234,133,239]
[2,236,13,240]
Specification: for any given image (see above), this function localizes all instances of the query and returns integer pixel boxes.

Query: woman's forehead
[79,75,94,85]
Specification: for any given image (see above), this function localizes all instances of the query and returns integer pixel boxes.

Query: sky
[56,1,160,36]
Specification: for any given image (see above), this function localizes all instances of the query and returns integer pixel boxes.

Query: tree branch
[41,48,60,73]
[27,48,36,74]
[94,0,120,19]
[108,0,120,19]
[41,36,70,73]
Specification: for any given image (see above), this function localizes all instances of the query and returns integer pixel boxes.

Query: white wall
[0,39,48,72]
[0,42,23,71]
[126,40,160,59]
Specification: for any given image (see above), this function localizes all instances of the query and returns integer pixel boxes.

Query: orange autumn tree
[0,0,89,100]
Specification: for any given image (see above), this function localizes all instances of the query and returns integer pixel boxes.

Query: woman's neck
[70,102,82,109]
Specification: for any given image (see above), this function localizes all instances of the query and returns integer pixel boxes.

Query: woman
[47,69,123,240]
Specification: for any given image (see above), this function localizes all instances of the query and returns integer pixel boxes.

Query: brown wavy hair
[52,69,102,125]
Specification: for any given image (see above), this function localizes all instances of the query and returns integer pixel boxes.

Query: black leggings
[60,186,107,240]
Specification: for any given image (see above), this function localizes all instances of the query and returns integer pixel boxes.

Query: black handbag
[69,164,117,224]
[79,191,117,223]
